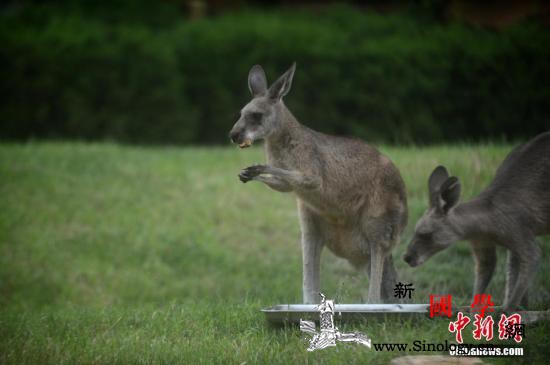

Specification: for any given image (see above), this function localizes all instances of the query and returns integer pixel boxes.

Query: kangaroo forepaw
[239,164,266,183]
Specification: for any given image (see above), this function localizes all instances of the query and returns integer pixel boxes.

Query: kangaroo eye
[249,112,263,124]
[417,232,432,241]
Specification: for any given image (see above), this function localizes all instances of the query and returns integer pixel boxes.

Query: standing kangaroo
[403,132,550,310]
[229,63,408,304]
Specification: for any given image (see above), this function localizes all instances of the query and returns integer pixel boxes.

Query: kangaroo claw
[239,164,266,183]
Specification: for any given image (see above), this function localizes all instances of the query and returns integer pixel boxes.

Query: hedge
[1,5,549,145]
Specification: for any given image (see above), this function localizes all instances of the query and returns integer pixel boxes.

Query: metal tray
[262,304,430,324]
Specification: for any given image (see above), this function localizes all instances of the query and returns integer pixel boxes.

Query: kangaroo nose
[403,253,415,266]
[229,130,241,144]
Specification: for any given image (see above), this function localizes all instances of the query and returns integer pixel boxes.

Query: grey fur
[403,131,550,310]
[229,64,408,304]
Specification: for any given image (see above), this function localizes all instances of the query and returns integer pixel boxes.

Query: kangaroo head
[229,63,296,148]
[403,165,462,267]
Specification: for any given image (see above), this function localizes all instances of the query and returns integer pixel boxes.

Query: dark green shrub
[0,16,197,144]
[1,5,549,145]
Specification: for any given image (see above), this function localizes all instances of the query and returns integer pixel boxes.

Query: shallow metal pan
[262,304,430,324]
[262,304,550,324]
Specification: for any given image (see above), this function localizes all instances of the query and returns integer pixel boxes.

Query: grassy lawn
[1,142,548,364]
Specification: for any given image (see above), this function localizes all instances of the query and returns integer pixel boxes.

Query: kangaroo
[229,63,408,304]
[403,131,550,310]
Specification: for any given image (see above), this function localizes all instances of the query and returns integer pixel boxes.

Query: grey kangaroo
[229,63,408,304]
[403,131,550,310]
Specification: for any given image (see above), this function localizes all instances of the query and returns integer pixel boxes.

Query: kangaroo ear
[268,62,296,100]
[439,176,461,213]
[248,65,267,97]
[428,165,449,196]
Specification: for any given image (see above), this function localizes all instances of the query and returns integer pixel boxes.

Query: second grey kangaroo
[403,131,550,310]
[229,63,408,304]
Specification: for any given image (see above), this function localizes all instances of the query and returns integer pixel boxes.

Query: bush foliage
[1,5,549,144]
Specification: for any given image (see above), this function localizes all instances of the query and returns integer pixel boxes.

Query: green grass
[0,142,548,364]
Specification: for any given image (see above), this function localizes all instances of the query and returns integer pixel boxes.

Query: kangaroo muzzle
[403,252,419,267]
[229,130,252,148]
